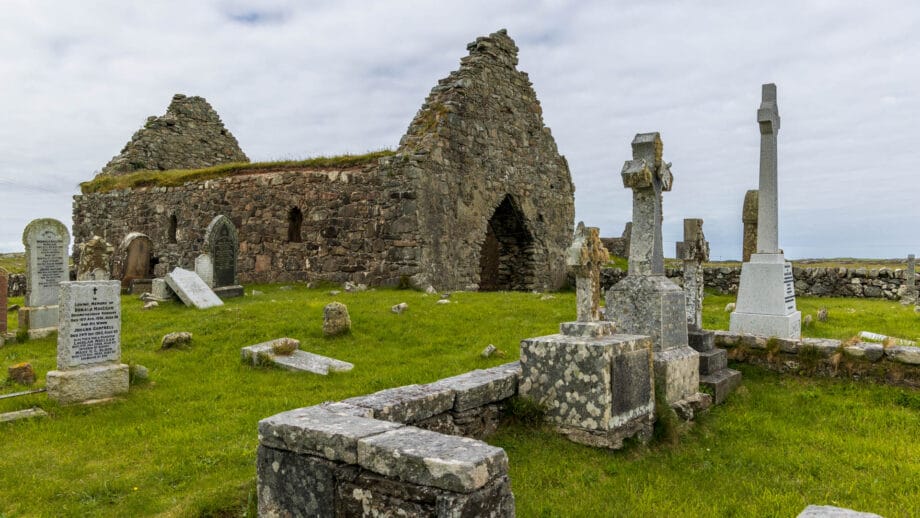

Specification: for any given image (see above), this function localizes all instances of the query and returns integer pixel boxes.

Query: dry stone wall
[601,265,916,300]
[100,94,248,176]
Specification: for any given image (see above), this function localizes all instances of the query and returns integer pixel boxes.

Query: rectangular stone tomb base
[241,340,354,375]
[46,363,129,404]
[213,285,244,299]
[653,346,700,404]
[18,305,59,336]
[606,275,689,352]
[731,253,801,339]
[519,333,655,449]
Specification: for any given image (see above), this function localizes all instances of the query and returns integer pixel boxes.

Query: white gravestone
[46,281,129,404]
[19,218,70,336]
[165,267,223,309]
[195,254,215,288]
[730,84,801,339]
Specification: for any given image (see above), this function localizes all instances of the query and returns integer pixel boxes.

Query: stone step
[688,329,714,352]
[698,348,727,375]
[701,368,742,405]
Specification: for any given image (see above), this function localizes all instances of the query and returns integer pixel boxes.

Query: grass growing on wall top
[79,149,395,194]
[0,253,25,273]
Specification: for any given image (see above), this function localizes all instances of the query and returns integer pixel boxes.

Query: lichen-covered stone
[8,362,36,385]
[357,426,508,493]
[257,445,336,518]
[342,383,456,424]
[322,301,351,336]
[885,345,920,365]
[427,362,520,412]
[100,94,248,176]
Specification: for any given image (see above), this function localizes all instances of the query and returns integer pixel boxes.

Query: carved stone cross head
[621,132,672,193]
[758,83,780,136]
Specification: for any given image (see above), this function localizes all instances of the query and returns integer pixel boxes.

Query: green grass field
[1,286,919,517]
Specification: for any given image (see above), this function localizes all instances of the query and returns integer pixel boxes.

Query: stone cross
[756,83,780,254]
[676,219,710,329]
[621,132,672,276]
[565,221,609,321]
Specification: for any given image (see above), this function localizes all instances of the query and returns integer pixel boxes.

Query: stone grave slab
[241,339,353,375]
[165,267,223,309]
[46,281,129,404]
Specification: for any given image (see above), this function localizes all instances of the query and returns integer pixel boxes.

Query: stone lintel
[357,426,509,493]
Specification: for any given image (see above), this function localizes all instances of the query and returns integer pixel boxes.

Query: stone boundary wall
[713,331,920,388]
[73,164,420,286]
[6,274,25,297]
[257,362,520,516]
[601,266,915,300]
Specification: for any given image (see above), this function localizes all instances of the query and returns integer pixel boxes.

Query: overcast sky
[1,1,918,260]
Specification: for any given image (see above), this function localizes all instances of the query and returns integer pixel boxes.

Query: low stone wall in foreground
[257,363,520,517]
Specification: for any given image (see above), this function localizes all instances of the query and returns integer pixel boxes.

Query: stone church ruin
[72,29,575,291]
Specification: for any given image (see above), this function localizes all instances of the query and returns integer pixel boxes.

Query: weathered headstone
[194,253,214,288]
[676,219,709,330]
[165,267,223,309]
[742,189,758,262]
[0,267,7,337]
[76,236,114,281]
[899,254,917,303]
[520,219,656,449]
[561,221,614,336]
[113,232,153,292]
[46,281,129,404]
[730,84,802,339]
[605,133,701,405]
[204,215,243,298]
[18,218,69,337]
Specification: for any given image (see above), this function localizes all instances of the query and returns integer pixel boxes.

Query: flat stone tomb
[241,339,354,375]
[165,267,223,309]
[46,281,129,404]
[19,218,70,336]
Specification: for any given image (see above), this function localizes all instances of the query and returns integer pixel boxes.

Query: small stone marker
[46,280,129,404]
[19,218,69,336]
[8,362,36,385]
[605,132,701,405]
[161,331,193,349]
[205,215,243,298]
[731,84,802,339]
[241,338,354,375]
[76,236,114,281]
[165,267,223,309]
[742,190,758,262]
[323,302,351,336]
[0,267,7,336]
[194,254,214,288]
[391,302,408,314]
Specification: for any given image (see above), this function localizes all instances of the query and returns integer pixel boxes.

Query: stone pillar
[676,219,709,330]
[742,190,758,262]
[46,281,129,404]
[18,218,70,338]
[605,133,701,405]
[730,84,801,339]
[899,254,917,303]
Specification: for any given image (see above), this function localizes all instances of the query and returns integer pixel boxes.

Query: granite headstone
[18,218,69,336]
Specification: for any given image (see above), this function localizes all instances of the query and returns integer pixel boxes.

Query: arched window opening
[168,214,178,244]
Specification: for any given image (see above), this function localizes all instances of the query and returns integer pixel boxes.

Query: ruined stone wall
[100,94,248,176]
[392,29,575,291]
[601,266,915,300]
[72,163,419,285]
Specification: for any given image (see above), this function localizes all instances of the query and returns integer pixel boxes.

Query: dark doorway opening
[478,195,535,291]
[288,207,303,243]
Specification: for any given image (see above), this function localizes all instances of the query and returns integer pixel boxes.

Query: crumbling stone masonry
[100,94,248,176]
[72,30,575,292]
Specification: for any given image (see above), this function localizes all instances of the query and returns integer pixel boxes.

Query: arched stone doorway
[478,195,535,291]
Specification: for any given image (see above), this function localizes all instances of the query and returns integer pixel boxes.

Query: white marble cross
[756,83,780,254]
[620,132,672,276]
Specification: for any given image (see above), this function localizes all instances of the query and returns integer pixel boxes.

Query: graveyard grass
[0,288,919,517]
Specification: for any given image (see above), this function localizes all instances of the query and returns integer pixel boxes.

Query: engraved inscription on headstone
[57,281,121,369]
[783,263,795,312]
[22,218,70,308]
[205,215,239,288]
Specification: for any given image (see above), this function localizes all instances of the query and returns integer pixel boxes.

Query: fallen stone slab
[859,331,916,347]
[357,426,509,493]
[241,339,354,375]
[165,267,223,309]
[0,407,48,423]
[797,504,882,517]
